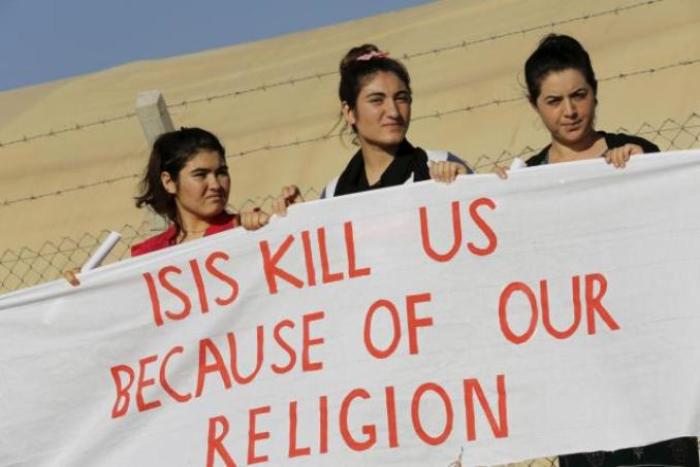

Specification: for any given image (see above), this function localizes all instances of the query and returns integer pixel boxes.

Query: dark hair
[524,34,597,105]
[135,127,226,223]
[338,44,412,109]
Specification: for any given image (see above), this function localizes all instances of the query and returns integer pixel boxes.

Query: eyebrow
[189,166,227,175]
[365,90,410,98]
[545,87,587,98]
[190,161,227,169]
[187,169,207,177]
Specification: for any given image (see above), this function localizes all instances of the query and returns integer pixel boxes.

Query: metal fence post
[135,90,175,233]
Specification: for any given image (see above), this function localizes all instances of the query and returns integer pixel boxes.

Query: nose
[384,98,400,118]
[563,97,577,118]
[207,173,222,191]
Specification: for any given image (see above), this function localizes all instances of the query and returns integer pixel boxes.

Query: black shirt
[526,131,660,167]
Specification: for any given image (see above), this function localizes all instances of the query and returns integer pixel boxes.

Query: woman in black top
[523,34,659,168]
[513,33,697,467]
[321,44,471,198]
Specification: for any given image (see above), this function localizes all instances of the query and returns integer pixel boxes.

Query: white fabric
[1,151,699,466]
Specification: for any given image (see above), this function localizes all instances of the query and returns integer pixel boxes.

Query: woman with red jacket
[65,127,291,284]
[130,127,274,256]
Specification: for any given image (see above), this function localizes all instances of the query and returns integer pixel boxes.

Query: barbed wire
[398,0,665,61]
[1,57,697,209]
[165,71,338,110]
[2,110,700,293]
[599,59,700,82]
[0,112,137,148]
[167,0,666,108]
[158,110,700,209]
[1,173,139,207]
[0,0,666,149]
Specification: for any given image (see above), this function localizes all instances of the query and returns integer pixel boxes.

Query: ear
[161,171,177,195]
[341,101,356,127]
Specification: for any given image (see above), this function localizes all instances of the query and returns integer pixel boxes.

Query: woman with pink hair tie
[321,44,472,198]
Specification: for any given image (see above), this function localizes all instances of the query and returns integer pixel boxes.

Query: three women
[63,32,693,467]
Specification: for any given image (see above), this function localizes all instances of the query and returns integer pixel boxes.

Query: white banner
[1,151,699,466]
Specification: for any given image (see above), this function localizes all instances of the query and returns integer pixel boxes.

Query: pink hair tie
[355,50,389,62]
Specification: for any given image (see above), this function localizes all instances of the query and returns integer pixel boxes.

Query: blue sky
[0,0,433,92]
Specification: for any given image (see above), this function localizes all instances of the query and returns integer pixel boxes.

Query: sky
[0,0,433,92]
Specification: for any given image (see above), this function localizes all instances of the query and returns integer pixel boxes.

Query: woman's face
[343,70,412,150]
[534,68,596,146]
[162,150,230,222]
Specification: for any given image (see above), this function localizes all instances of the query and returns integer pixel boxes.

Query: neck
[359,140,400,185]
[549,129,604,162]
[175,212,214,243]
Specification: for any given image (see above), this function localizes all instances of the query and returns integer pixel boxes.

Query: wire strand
[1,58,696,208]
[0,0,667,149]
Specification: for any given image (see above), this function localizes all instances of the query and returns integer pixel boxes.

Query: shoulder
[602,132,660,153]
[131,215,237,257]
[424,149,474,173]
[322,149,364,198]
[321,175,340,199]
[526,146,550,166]
[131,227,176,257]
[205,213,239,236]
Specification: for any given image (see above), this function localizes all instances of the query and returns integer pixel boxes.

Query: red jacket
[131,213,239,257]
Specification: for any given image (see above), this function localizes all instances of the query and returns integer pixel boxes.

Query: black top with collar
[526,132,660,167]
[333,140,431,197]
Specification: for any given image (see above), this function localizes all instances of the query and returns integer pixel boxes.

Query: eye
[546,97,561,106]
[395,93,411,103]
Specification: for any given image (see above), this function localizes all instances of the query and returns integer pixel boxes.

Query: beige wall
[1,0,699,252]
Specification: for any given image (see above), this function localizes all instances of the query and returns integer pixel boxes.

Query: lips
[382,122,406,132]
[562,121,583,132]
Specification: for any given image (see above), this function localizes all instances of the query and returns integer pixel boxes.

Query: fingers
[627,144,644,156]
[604,148,625,168]
[242,185,303,228]
[604,144,643,169]
[282,185,302,204]
[240,209,270,231]
[493,166,509,180]
[271,196,288,217]
[429,161,464,184]
[429,161,443,182]
[273,185,304,217]
[63,268,81,287]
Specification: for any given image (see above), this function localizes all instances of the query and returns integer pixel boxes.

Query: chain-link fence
[2,112,699,295]
[0,222,149,293]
